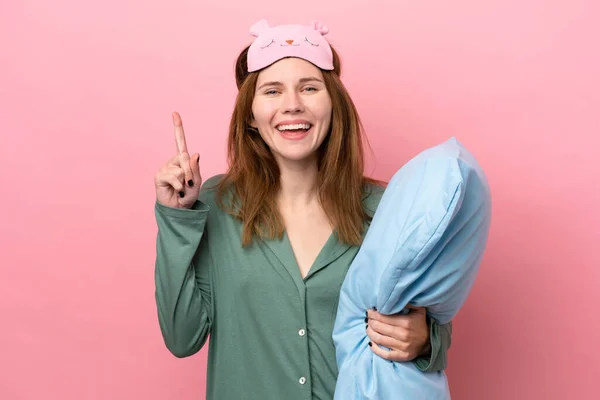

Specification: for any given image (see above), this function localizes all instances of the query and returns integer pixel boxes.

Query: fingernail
[364,317,368,323]
[179,191,185,198]
[365,324,368,330]
[368,342,372,347]
[373,307,377,311]
[188,180,194,187]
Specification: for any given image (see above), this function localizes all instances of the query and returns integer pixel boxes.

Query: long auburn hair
[212,43,386,247]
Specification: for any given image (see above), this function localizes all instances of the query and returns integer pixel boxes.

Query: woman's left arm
[366,306,452,372]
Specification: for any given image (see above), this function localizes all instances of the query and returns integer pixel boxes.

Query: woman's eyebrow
[257,77,324,90]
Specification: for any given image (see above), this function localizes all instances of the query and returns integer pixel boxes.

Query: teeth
[277,123,311,131]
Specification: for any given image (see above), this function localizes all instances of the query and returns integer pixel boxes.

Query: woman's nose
[281,92,303,113]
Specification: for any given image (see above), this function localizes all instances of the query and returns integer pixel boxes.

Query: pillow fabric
[332,137,492,399]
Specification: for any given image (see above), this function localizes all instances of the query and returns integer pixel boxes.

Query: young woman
[153,20,452,400]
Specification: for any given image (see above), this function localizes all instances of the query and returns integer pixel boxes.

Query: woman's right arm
[154,196,213,358]
[153,111,212,358]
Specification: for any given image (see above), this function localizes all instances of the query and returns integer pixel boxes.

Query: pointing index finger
[172,111,188,154]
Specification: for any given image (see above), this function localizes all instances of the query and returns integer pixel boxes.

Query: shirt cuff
[155,199,210,219]
[413,315,450,372]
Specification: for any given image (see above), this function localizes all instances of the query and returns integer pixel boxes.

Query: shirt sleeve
[413,316,452,372]
[154,193,214,358]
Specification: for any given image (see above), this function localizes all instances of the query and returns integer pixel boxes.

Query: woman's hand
[366,306,431,362]
[154,112,202,209]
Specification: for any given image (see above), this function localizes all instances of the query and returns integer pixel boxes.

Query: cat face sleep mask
[246,19,335,72]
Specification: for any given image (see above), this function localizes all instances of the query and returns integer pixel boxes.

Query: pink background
[1,1,598,399]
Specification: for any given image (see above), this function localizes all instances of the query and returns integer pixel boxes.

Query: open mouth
[276,123,313,139]
[277,123,312,132]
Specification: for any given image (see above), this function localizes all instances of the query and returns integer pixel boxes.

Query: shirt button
[298,329,306,336]
[299,377,306,385]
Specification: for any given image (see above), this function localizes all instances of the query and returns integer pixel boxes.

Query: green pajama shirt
[154,175,452,400]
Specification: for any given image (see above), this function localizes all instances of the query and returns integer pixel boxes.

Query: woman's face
[251,57,333,166]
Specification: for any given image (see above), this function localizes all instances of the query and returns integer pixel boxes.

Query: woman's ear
[249,112,258,129]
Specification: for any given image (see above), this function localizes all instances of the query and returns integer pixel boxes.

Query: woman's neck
[277,159,320,209]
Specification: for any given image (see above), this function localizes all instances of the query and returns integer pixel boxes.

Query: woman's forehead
[256,57,324,84]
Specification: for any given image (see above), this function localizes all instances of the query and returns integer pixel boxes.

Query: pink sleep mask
[247,19,334,72]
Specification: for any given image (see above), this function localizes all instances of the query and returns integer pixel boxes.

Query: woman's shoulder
[197,173,227,207]
[201,174,226,192]
[362,179,387,217]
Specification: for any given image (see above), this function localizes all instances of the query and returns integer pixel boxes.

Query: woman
[153,20,452,400]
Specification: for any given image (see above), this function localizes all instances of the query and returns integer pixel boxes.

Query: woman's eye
[304,87,317,92]
[265,89,278,95]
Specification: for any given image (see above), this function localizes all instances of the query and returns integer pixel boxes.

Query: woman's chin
[273,147,318,164]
